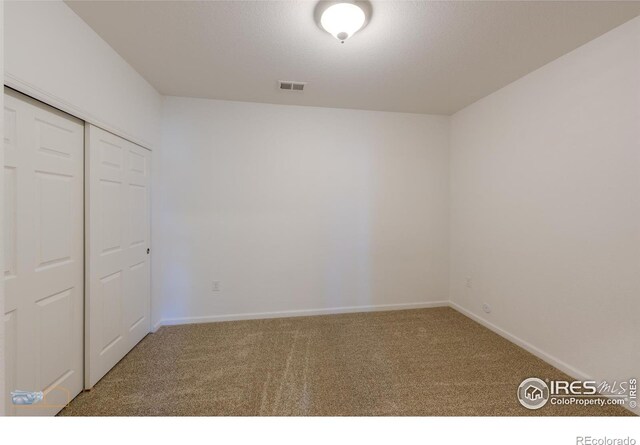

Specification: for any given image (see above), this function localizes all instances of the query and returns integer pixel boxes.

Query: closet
[3,87,151,415]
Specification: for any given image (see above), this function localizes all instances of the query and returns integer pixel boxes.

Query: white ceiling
[66,1,640,115]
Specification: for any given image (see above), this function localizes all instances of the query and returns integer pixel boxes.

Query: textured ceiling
[66,1,640,115]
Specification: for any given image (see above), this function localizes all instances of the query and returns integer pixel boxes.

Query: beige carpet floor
[59,307,632,416]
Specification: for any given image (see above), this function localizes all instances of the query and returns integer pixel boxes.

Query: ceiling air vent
[279,80,306,92]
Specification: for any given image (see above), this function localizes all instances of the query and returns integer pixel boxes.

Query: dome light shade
[320,3,366,42]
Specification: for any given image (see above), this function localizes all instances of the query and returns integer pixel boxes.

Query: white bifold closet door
[4,88,84,416]
[85,124,151,389]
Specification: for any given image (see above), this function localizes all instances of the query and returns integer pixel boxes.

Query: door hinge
[147,248,150,254]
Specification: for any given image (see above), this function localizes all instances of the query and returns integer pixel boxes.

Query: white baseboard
[448,301,591,381]
[154,300,449,328]
[153,300,586,381]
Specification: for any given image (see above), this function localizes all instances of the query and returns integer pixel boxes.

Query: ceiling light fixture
[320,2,366,43]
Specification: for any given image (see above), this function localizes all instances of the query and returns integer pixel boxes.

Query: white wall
[0,0,5,418]
[4,0,161,148]
[450,16,640,383]
[154,97,449,324]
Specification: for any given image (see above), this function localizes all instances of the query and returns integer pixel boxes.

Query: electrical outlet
[482,303,491,314]
[212,281,220,292]
[465,277,472,289]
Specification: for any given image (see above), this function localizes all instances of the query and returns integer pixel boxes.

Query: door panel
[86,124,151,388]
[36,172,73,266]
[4,166,17,279]
[3,88,84,416]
